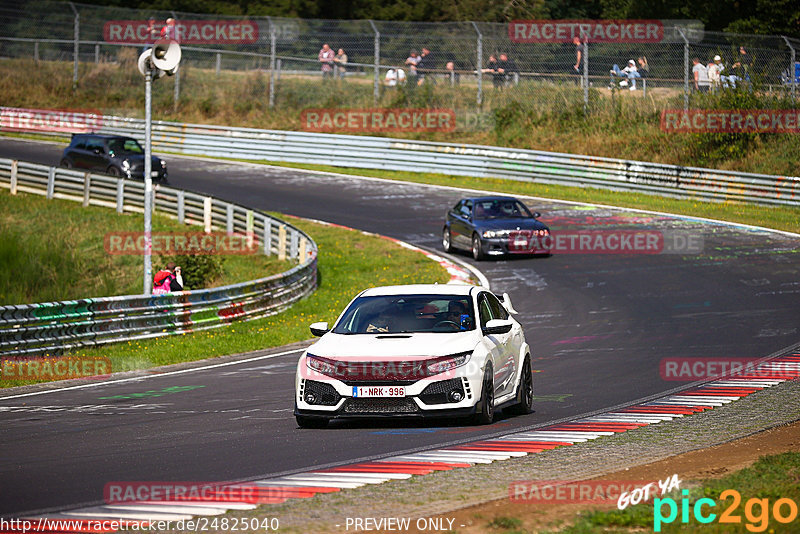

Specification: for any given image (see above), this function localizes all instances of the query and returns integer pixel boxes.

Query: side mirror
[309,321,329,337]
[483,318,513,335]
[533,211,541,218]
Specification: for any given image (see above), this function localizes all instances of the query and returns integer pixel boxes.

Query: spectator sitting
[318,43,335,79]
[152,262,183,295]
[637,56,649,78]
[416,47,435,85]
[692,57,710,92]
[729,46,752,87]
[610,59,640,90]
[707,59,722,90]
[712,55,731,88]
[333,48,348,79]
[384,68,406,86]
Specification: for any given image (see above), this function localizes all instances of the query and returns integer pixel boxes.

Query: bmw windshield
[332,295,476,334]
[474,199,533,219]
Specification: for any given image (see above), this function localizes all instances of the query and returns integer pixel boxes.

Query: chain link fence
[1,1,798,124]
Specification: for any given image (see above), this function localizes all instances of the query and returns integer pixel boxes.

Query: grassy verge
[231,160,800,234]
[1,57,798,176]
[0,190,291,305]
[546,452,800,533]
[1,217,449,388]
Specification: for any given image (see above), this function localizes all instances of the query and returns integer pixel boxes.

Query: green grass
[1,216,449,387]
[0,190,291,305]
[1,56,798,176]
[229,160,800,234]
[551,452,800,533]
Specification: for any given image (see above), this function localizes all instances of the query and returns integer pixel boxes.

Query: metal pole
[95,43,99,63]
[172,11,180,113]
[783,36,796,103]
[216,52,221,75]
[582,32,589,114]
[143,69,153,295]
[368,20,380,106]
[34,41,39,62]
[68,2,79,88]
[472,22,482,106]
[268,17,276,108]
[678,28,689,111]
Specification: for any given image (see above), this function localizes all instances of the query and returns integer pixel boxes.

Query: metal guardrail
[94,115,800,207]
[0,158,318,358]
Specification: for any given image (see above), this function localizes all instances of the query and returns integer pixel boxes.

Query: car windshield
[332,294,476,334]
[107,138,144,155]
[473,199,533,220]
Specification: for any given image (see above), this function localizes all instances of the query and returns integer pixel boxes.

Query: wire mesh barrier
[81,113,799,206]
[0,157,318,358]
[0,1,797,116]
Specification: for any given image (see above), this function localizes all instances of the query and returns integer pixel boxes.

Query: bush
[162,254,224,290]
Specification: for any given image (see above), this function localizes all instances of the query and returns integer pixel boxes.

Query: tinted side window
[486,292,509,320]
[477,294,492,329]
[460,200,472,218]
[85,138,104,152]
[72,137,86,150]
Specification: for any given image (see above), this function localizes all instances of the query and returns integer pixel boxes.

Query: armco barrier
[0,158,317,358]
[89,115,800,207]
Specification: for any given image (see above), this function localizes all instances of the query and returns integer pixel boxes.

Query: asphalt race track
[1,138,798,516]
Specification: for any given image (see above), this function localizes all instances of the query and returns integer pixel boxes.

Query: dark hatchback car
[442,196,551,260]
[60,134,168,182]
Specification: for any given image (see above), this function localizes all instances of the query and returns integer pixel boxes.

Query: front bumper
[480,235,551,256]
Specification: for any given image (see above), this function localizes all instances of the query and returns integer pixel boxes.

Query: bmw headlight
[482,229,510,239]
[425,351,471,375]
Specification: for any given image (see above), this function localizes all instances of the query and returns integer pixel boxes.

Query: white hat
[714,55,721,61]
[628,59,635,64]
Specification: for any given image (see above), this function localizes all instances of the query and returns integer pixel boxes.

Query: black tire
[106,166,121,177]
[59,159,72,169]
[471,233,485,261]
[507,355,534,416]
[472,364,495,425]
[296,414,329,428]
[442,227,453,253]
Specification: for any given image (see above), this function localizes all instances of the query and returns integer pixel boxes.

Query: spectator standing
[692,57,710,92]
[405,50,420,82]
[160,18,177,41]
[483,55,503,88]
[152,262,183,295]
[445,61,460,85]
[416,47,435,85]
[498,53,519,86]
[712,55,731,87]
[142,17,159,53]
[730,46,752,86]
[572,36,584,75]
[334,48,348,79]
[707,59,722,91]
[318,43,335,78]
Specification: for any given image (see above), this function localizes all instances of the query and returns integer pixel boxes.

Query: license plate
[352,386,406,398]
[151,171,159,177]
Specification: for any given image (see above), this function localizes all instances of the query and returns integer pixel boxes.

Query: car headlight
[121,160,130,171]
[306,353,341,378]
[482,229,510,239]
[425,351,471,375]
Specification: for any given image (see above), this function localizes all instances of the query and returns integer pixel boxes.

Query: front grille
[303,380,341,406]
[343,398,420,414]
[419,378,465,405]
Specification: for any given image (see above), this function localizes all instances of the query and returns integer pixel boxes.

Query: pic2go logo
[654,489,799,532]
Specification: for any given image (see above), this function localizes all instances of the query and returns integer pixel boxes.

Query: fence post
[276,58,281,80]
[116,178,124,213]
[10,161,18,195]
[83,172,90,207]
[263,217,272,256]
[68,2,79,89]
[290,231,299,259]
[177,190,185,223]
[34,41,39,62]
[299,238,306,262]
[216,52,221,75]
[246,210,254,249]
[369,20,380,106]
[582,32,589,114]
[278,224,287,260]
[172,11,180,112]
[783,36,796,103]
[472,22,483,106]
[95,43,99,63]
[47,167,55,199]
[268,17,276,109]
[678,27,689,111]
[204,197,212,233]
[226,204,234,233]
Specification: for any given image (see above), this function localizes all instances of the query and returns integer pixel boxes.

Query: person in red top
[153,262,183,294]
[160,18,178,42]
[318,43,335,79]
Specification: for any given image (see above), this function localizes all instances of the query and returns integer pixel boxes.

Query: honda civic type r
[294,284,534,428]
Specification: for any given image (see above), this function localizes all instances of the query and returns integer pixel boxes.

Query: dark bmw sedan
[60,134,168,182]
[442,196,551,260]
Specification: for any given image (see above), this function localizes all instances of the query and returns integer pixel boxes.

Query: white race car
[294,284,533,428]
